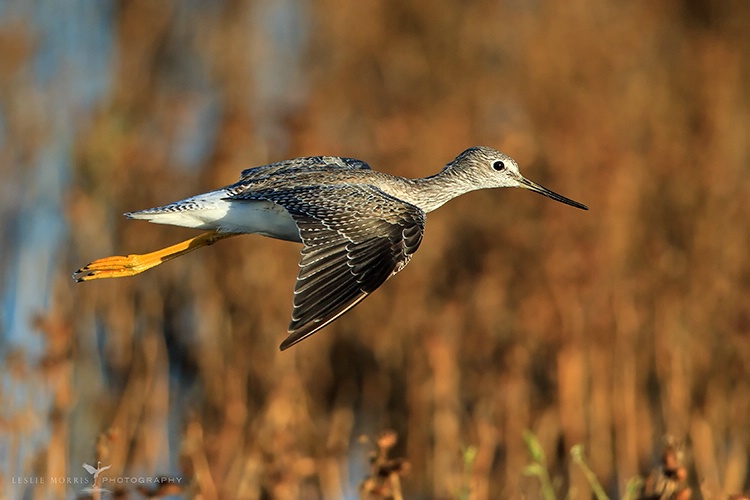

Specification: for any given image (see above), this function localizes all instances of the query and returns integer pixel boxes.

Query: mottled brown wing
[242,184,425,350]
[236,156,371,183]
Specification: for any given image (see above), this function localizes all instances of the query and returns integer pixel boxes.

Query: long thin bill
[518,177,588,210]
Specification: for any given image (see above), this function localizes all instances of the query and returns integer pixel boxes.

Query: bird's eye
[492,160,506,171]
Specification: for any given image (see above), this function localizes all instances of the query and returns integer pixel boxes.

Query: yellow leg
[74,231,238,282]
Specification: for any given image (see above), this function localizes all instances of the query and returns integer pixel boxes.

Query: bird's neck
[345,168,477,213]
[403,169,477,213]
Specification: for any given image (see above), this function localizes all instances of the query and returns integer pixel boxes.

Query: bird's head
[445,146,588,210]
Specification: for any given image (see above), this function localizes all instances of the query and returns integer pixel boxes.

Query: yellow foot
[74,231,237,282]
[74,254,159,281]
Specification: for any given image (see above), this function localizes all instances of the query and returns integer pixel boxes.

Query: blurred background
[1,0,749,498]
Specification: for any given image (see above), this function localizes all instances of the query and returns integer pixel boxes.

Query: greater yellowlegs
[75,147,587,349]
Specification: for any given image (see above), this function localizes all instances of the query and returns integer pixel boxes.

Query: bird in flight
[75,147,587,349]
[82,461,112,481]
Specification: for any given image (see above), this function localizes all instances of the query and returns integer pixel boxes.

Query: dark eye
[492,160,506,171]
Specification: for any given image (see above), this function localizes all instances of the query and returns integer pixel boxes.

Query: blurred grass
[1,0,750,498]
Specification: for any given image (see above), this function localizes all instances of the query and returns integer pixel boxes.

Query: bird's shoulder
[232,181,424,232]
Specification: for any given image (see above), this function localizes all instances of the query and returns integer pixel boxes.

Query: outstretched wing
[231,183,425,349]
[82,463,97,475]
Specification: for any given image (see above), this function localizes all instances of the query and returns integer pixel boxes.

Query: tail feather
[125,190,231,229]
[122,189,299,238]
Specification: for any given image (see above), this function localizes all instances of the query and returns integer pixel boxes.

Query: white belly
[221,200,301,241]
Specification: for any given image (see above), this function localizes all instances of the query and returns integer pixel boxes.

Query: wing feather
[297,245,349,279]
[294,258,351,294]
[229,180,425,350]
[237,156,371,183]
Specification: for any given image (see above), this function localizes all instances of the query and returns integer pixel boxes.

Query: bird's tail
[125,189,232,229]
